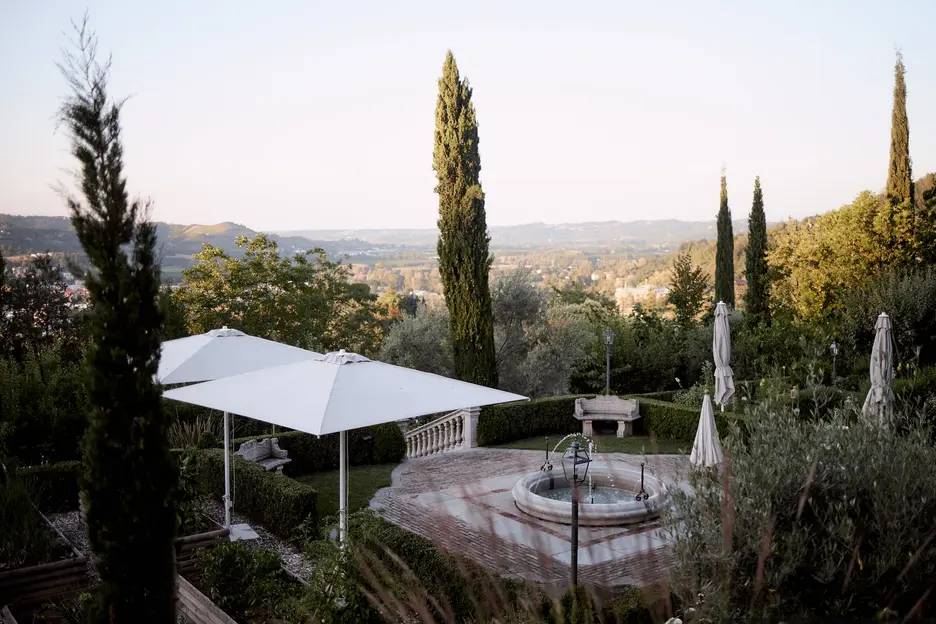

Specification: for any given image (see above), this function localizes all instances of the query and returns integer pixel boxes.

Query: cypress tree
[433,51,497,387]
[60,22,176,620]
[744,176,769,320]
[715,173,735,307]
[886,53,913,206]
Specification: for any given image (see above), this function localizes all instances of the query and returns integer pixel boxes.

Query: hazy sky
[2,1,935,231]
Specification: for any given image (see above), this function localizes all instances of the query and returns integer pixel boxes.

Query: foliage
[195,542,298,622]
[667,252,709,327]
[172,234,384,355]
[378,303,454,376]
[188,449,318,541]
[477,396,582,446]
[744,176,770,320]
[715,173,735,307]
[0,347,89,465]
[672,361,713,407]
[0,475,68,569]
[632,396,741,441]
[666,403,936,621]
[0,255,79,362]
[232,423,405,475]
[16,460,82,512]
[60,22,177,620]
[167,412,218,450]
[883,54,915,260]
[433,51,498,387]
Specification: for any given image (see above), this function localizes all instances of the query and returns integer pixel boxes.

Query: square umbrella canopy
[862,312,895,429]
[164,350,528,541]
[158,327,321,529]
[690,393,723,468]
[713,301,735,409]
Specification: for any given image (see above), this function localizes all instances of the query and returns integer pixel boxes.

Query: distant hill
[277,219,750,250]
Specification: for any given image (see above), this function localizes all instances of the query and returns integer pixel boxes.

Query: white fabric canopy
[862,312,895,428]
[713,301,734,408]
[158,327,320,384]
[164,350,526,436]
[164,349,528,542]
[690,393,723,468]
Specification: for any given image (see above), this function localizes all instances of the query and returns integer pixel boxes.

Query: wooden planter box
[0,512,89,610]
[175,524,230,577]
[176,574,239,624]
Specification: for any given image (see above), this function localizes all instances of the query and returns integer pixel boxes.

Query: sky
[2,1,936,231]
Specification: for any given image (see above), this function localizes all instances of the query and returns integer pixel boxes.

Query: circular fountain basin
[512,467,667,526]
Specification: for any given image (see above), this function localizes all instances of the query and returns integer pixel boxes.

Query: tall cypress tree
[886,53,913,206]
[433,51,497,387]
[60,22,176,621]
[744,176,769,320]
[715,173,735,307]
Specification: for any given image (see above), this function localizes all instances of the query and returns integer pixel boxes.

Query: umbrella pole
[339,429,348,544]
[223,411,231,530]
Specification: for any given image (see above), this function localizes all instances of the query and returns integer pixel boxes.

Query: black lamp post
[561,441,592,586]
[603,328,615,395]
[830,340,839,382]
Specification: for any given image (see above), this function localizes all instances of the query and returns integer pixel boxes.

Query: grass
[492,434,689,455]
[293,463,398,519]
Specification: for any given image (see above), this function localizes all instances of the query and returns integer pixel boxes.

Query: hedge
[16,460,82,512]
[190,449,318,541]
[229,423,405,475]
[478,394,744,445]
[477,396,583,446]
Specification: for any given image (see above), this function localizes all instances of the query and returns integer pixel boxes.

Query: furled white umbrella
[690,393,723,468]
[158,327,320,529]
[862,312,895,428]
[164,350,527,542]
[713,301,734,410]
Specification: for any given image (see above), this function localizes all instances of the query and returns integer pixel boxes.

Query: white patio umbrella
[862,312,895,428]
[690,393,723,468]
[164,350,527,542]
[713,301,734,410]
[158,327,320,528]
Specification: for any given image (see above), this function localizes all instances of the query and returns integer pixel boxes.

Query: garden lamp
[561,441,592,586]
[603,328,615,395]
[830,340,839,382]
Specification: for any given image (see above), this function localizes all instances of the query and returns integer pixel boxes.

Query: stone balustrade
[404,407,479,458]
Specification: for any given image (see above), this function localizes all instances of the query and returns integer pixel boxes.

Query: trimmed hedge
[478,394,743,445]
[477,396,583,446]
[16,460,82,512]
[230,423,405,475]
[190,449,318,541]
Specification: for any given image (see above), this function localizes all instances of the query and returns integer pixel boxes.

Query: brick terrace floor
[370,447,688,589]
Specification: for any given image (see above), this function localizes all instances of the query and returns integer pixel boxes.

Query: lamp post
[561,441,592,586]
[603,328,615,395]
[829,340,839,383]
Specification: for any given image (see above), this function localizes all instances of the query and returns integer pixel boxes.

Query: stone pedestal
[582,420,594,437]
[616,421,633,438]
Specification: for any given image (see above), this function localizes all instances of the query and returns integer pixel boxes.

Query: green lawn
[492,434,689,455]
[293,463,398,519]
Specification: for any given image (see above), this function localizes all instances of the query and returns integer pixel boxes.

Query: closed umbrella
[158,327,320,528]
[690,393,723,468]
[164,350,527,542]
[862,312,895,428]
[713,301,734,410]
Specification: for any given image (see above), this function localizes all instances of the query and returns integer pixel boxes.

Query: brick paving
[371,448,688,588]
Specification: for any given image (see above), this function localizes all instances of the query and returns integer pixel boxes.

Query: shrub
[231,423,406,475]
[16,460,81,512]
[477,396,583,446]
[195,541,298,622]
[0,475,69,569]
[189,449,318,541]
[666,406,936,621]
[632,397,742,441]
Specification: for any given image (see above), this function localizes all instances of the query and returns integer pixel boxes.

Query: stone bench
[234,437,291,472]
[574,396,640,438]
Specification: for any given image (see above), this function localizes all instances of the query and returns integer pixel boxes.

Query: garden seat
[233,437,291,472]
[574,396,640,437]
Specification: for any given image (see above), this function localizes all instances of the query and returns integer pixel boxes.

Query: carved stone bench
[574,396,640,438]
[234,437,291,472]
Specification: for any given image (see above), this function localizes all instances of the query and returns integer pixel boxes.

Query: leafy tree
[433,51,497,387]
[60,21,176,620]
[378,304,453,377]
[744,176,770,320]
[667,252,709,327]
[172,235,383,355]
[715,173,735,306]
[492,269,544,368]
[2,255,74,363]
